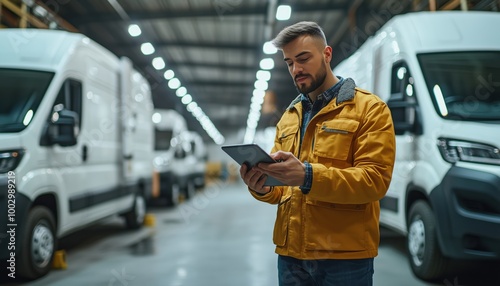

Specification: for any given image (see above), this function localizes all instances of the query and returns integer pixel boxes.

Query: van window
[418,51,500,121]
[388,62,418,134]
[390,63,416,101]
[0,69,54,133]
[53,79,83,128]
[155,129,173,151]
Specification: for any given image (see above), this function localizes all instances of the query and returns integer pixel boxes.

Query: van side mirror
[40,109,79,147]
[388,102,423,136]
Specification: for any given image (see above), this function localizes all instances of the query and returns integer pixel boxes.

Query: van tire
[125,192,146,229]
[407,201,449,280]
[18,206,57,280]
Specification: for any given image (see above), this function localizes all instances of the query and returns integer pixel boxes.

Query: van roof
[0,29,115,71]
[386,11,500,53]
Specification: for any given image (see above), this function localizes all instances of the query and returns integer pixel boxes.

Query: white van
[334,11,500,280]
[152,109,187,205]
[152,109,207,204]
[180,130,207,189]
[0,29,154,279]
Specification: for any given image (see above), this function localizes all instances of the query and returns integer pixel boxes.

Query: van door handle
[82,145,88,162]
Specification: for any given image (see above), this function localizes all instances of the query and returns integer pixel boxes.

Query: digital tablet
[221,143,286,186]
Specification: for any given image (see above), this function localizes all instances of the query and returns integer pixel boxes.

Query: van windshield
[0,68,54,133]
[418,52,500,121]
[155,129,173,151]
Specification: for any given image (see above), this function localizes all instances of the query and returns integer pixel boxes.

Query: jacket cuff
[249,186,274,196]
[299,161,312,194]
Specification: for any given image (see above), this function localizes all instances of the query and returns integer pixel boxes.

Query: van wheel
[185,181,196,199]
[407,201,449,280]
[166,183,181,206]
[125,193,146,229]
[18,206,56,280]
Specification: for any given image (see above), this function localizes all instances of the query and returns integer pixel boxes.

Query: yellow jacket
[250,78,396,260]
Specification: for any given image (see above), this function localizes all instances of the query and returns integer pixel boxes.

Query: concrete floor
[2,180,499,286]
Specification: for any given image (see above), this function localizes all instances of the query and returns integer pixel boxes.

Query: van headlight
[0,150,25,173]
[153,156,171,168]
[437,138,500,165]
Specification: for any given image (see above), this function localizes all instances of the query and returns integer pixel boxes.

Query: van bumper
[430,166,500,260]
[0,176,32,260]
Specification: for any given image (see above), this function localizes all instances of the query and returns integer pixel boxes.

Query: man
[239,21,396,286]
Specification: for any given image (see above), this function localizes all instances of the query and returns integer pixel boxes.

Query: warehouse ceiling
[3,0,498,143]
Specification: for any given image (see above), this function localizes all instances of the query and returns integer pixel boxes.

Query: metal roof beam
[182,79,253,87]
[69,3,268,25]
[67,2,350,25]
[139,62,258,72]
[113,40,258,51]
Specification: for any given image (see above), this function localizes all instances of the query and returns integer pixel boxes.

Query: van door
[81,55,128,221]
[381,61,420,231]
[43,77,94,232]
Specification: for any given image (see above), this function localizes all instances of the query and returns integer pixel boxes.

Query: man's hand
[254,151,306,186]
[240,163,272,194]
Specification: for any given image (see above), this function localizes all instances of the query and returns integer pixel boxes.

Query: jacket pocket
[313,119,359,161]
[273,194,292,247]
[304,199,368,251]
[278,125,299,151]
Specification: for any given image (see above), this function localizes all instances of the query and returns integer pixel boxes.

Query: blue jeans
[278,255,374,286]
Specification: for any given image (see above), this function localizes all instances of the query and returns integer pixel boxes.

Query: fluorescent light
[397,67,406,80]
[152,112,161,123]
[259,58,274,70]
[247,118,258,129]
[128,24,141,37]
[253,89,265,98]
[243,128,256,144]
[168,78,181,89]
[249,111,261,121]
[254,80,268,91]
[193,108,203,118]
[164,69,175,80]
[152,57,165,70]
[181,94,192,104]
[406,84,414,97]
[263,41,277,54]
[433,84,448,117]
[251,95,264,104]
[276,5,291,21]
[176,86,187,97]
[256,70,271,81]
[23,110,34,126]
[187,102,198,112]
[141,42,155,55]
[250,101,262,112]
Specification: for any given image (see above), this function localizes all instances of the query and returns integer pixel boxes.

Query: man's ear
[323,46,333,63]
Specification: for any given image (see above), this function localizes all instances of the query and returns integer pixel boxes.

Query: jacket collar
[286,77,356,111]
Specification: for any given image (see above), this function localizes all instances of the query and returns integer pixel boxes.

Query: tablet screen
[221,143,286,186]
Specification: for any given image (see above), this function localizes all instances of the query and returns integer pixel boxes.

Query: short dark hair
[271,21,326,49]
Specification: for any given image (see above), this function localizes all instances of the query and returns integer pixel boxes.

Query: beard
[294,61,328,95]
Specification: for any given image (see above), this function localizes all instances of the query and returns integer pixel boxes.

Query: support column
[429,0,436,11]
[19,1,26,28]
[460,0,468,10]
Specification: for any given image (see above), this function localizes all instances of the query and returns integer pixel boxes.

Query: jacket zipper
[321,126,349,134]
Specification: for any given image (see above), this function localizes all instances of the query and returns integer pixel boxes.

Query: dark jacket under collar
[286,78,356,111]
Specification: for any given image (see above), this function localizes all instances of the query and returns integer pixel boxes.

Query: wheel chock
[52,250,67,270]
[144,213,156,227]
